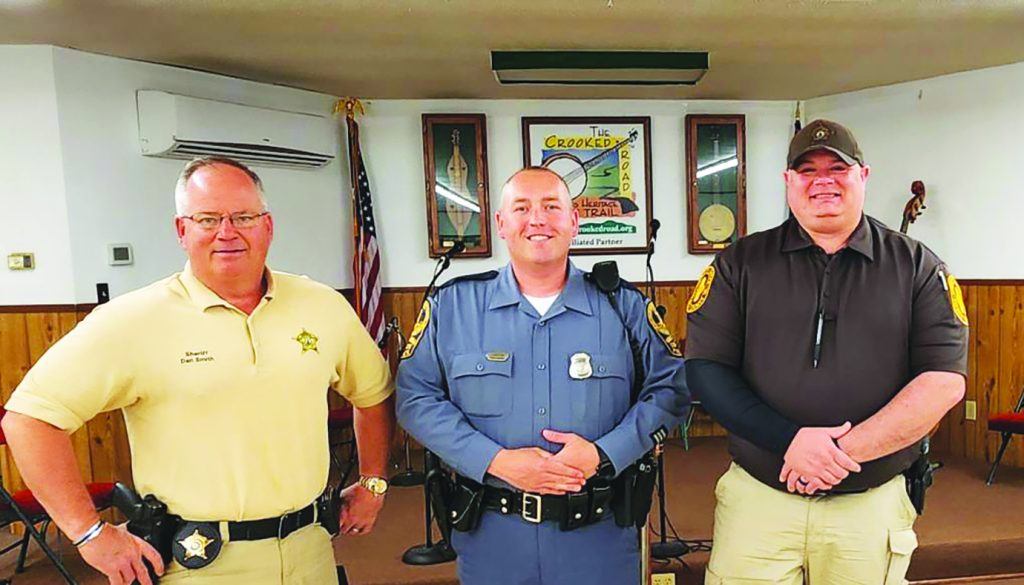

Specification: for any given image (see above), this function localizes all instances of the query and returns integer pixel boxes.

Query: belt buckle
[521,493,542,524]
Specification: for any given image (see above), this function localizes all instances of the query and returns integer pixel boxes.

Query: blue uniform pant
[451,511,640,585]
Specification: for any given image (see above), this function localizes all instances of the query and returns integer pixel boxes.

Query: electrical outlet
[965,400,977,421]
[652,574,676,585]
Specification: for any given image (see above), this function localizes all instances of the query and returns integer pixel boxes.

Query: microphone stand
[385,317,425,487]
[402,242,463,566]
[644,219,689,561]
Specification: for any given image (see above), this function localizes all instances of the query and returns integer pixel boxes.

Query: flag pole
[335,97,366,315]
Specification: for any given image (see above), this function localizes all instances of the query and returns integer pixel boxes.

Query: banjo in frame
[686,114,747,254]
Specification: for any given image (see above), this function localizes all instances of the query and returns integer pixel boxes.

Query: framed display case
[686,114,746,254]
[422,113,491,258]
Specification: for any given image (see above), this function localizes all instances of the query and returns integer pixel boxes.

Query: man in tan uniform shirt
[3,157,395,584]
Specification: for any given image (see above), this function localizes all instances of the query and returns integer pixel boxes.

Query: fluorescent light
[435,184,481,214]
[696,157,738,179]
[492,51,709,86]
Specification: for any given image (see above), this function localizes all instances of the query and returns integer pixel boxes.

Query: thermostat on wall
[108,243,134,266]
[7,252,35,270]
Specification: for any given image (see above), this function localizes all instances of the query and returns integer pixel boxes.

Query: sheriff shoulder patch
[946,272,968,326]
[686,265,715,314]
[401,300,431,360]
[646,302,682,358]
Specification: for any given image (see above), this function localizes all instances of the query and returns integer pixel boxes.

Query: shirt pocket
[569,352,630,433]
[449,353,514,417]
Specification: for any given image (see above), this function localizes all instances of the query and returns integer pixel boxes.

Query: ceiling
[3,0,1024,100]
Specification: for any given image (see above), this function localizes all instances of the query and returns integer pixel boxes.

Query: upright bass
[898,179,941,514]
[899,180,926,234]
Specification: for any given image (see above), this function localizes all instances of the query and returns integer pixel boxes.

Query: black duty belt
[481,484,613,530]
[224,503,317,541]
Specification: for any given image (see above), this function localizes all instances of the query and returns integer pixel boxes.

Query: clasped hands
[486,429,600,495]
[779,421,861,495]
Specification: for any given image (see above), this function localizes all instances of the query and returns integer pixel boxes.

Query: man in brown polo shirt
[685,119,968,584]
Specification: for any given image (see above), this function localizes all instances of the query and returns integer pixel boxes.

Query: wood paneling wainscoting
[0,305,130,524]
[932,281,1024,466]
[2,281,1022,502]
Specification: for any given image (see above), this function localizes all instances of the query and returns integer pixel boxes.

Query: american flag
[346,115,384,347]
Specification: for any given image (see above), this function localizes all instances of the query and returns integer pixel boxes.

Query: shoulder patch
[439,270,499,290]
[401,300,431,360]
[686,265,716,314]
[646,302,683,358]
[945,272,968,326]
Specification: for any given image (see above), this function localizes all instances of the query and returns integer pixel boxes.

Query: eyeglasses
[181,211,269,230]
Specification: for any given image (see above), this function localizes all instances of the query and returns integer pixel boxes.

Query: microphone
[439,241,466,272]
[650,218,661,241]
[444,240,466,259]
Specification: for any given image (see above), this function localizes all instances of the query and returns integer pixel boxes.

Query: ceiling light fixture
[491,51,709,86]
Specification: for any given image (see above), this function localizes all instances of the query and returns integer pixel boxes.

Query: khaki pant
[160,524,338,585]
[706,463,918,585]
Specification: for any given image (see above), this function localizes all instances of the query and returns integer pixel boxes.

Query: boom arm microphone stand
[402,241,464,566]
[644,219,689,561]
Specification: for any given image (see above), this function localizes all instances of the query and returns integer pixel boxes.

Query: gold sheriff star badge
[178,529,214,561]
[294,329,319,353]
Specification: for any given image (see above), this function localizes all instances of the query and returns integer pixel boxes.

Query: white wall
[12,44,1015,305]
[0,46,76,304]
[48,48,349,302]
[805,61,1024,279]
[361,100,795,286]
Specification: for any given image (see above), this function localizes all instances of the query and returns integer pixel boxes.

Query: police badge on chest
[568,352,593,380]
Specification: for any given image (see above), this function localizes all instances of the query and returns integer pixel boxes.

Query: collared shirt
[395,262,689,484]
[686,215,968,491]
[6,264,391,520]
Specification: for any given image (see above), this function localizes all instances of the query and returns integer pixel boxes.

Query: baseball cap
[787,119,864,169]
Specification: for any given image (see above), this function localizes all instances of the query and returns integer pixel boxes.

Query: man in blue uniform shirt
[396,167,689,585]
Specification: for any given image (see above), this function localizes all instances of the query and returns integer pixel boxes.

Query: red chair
[0,408,115,583]
[985,385,1024,486]
[327,404,358,487]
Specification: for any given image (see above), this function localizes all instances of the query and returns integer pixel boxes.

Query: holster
[112,483,181,584]
[317,483,344,536]
[903,446,937,515]
[448,476,486,532]
[425,451,457,542]
[611,451,658,528]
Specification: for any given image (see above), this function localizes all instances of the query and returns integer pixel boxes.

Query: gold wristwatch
[358,475,389,497]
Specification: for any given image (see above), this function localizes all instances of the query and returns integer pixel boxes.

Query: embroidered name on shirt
[180,350,215,365]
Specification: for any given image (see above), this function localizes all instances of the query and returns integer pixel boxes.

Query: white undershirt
[523,293,559,317]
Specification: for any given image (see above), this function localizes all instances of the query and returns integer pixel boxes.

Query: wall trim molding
[958,279,1024,286]
[0,304,84,314]
[3,279,1021,313]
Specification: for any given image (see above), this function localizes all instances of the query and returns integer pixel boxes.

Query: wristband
[72,519,106,548]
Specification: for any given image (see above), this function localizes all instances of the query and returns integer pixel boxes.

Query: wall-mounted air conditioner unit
[136,90,335,169]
